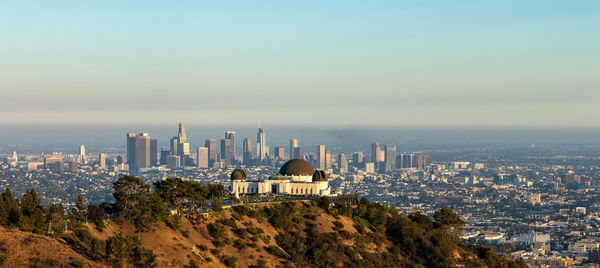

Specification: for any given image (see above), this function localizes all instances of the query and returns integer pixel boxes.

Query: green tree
[72,194,86,224]
[113,176,166,230]
[87,205,105,231]
[47,204,66,234]
[20,189,46,233]
[1,188,21,226]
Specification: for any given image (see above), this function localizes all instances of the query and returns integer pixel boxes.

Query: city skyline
[1,1,599,126]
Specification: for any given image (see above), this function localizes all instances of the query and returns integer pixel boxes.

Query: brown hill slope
[1,200,525,267]
[0,226,102,267]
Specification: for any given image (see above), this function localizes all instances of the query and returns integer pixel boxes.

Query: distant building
[220,138,234,165]
[225,131,236,158]
[317,145,326,170]
[6,150,18,165]
[365,162,375,173]
[338,154,348,174]
[44,155,64,171]
[417,155,428,170]
[166,155,181,169]
[384,144,396,172]
[257,128,267,161]
[352,152,364,167]
[126,133,156,171]
[79,145,86,164]
[205,139,217,165]
[98,153,106,169]
[242,138,253,166]
[197,147,208,168]
[290,139,299,159]
[274,146,285,160]
[325,150,332,170]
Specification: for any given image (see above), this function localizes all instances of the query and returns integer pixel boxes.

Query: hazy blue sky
[1,1,599,126]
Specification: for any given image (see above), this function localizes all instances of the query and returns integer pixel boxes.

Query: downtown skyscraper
[243,138,253,166]
[126,132,157,171]
[205,139,217,166]
[290,139,300,159]
[317,145,326,170]
[257,128,267,161]
[384,144,396,172]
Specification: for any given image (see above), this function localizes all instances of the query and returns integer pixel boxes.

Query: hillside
[1,199,527,268]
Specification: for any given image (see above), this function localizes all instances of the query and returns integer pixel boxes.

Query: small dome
[231,169,247,180]
[312,170,328,182]
[279,159,315,176]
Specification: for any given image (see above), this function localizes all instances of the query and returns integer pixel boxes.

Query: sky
[1,1,599,126]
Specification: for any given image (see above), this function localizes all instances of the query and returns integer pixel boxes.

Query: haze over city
[1,1,599,126]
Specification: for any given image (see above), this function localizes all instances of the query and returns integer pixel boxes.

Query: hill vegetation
[0,176,527,267]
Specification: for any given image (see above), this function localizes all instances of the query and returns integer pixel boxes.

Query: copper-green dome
[279,159,315,176]
[230,169,247,180]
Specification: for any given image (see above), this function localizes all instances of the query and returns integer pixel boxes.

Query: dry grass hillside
[0,200,526,267]
[0,226,101,267]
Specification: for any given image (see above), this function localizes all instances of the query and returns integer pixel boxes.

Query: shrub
[221,255,238,267]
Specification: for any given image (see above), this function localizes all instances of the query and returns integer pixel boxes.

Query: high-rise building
[150,138,158,167]
[289,139,299,159]
[79,145,86,164]
[166,155,181,169]
[243,138,253,166]
[178,122,187,143]
[384,144,396,172]
[98,153,106,169]
[274,146,285,160]
[170,137,179,156]
[325,150,332,170]
[317,145,326,170]
[417,155,428,170]
[397,153,406,169]
[338,154,348,174]
[220,138,234,165]
[225,131,236,158]
[205,139,217,165]
[409,154,418,168]
[293,147,301,159]
[160,148,170,165]
[257,128,267,161]
[371,142,384,163]
[197,147,208,168]
[126,133,153,171]
[352,152,364,167]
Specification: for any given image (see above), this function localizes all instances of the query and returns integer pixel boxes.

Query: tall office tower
[384,144,396,172]
[243,138,253,166]
[257,128,267,161]
[317,145,326,170]
[409,154,417,168]
[197,147,208,168]
[325,149,332,170]
[150,138,157,167]
[79,145,86,164]
[98,153,106,169]
[126,133,152,171]
[160,148,169,165]
[178,142,190,156]
[371,142,384,163]
[417,155,428,170]
[220,139,234,165]
[293,147,301,159]
[274,146,285,160]
[225,131,236,157]
[289,139,299,159]
[352,152,364,167]
[396,153,405,169]
[170,137,178,156]
[205,139,217,165]
[338,154,348,174]
[178,122,187,143]
[402,154,410,169]
[166,155,181,169]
